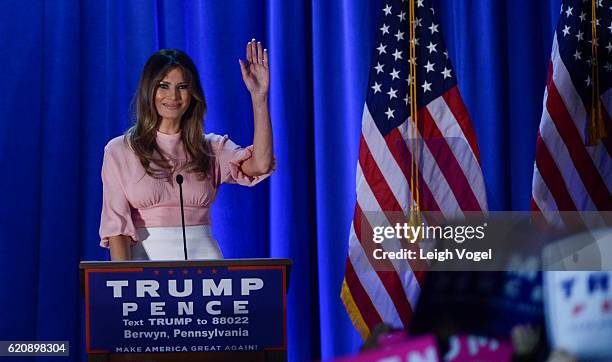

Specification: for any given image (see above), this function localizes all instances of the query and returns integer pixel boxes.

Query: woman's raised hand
[239,39,270,100]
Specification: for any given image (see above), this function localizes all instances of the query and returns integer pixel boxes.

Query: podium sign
[80,259,290,360]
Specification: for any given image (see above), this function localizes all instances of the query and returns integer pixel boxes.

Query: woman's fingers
[263,48,268,67]
[257,42,263,64]
[246,41,252,64]
[250,39,257,65]
[246,38,268,68]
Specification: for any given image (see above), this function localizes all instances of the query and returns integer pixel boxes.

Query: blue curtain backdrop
[0,0,560,361]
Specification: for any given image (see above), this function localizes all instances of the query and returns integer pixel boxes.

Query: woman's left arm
[239,39,274,176]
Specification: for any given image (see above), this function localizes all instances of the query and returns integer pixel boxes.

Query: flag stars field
[366,0,463,119]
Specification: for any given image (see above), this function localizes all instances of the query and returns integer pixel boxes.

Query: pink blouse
[99,131,272,247]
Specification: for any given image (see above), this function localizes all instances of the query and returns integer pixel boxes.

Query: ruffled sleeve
[99,141,138,248]
[209,134,275,186]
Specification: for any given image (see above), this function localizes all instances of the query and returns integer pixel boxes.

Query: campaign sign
[444,335,513,362]
[83,263,286,354]
[333,335,440,362]
[544,271,612,361]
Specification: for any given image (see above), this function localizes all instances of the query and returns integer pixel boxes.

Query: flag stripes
[532,30,612,214]
[342,0,488,338]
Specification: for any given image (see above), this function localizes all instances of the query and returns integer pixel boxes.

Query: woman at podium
[99,41,273,261]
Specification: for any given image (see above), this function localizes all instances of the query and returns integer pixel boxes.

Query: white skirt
[131,225,223,260]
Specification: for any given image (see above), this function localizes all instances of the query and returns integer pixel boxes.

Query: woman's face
[154,67,191,125]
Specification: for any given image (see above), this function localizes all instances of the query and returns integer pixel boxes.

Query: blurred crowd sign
[333,335,440,362]
[444,335,512,362]
[411,271,543,337]
[544,271,612,361]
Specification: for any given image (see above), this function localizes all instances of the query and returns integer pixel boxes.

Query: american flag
[531,0,611,219]
[341,0,488,338]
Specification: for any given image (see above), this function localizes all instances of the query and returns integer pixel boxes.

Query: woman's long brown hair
[126,49,211,179]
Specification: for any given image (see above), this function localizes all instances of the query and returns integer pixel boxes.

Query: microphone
[176,174,188,260]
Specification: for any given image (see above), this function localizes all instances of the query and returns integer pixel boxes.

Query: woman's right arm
[108,235,132,260]
[101,141,138,259]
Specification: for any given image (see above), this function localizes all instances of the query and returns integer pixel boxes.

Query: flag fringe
[588,100,608,146]
[340,278,370,340]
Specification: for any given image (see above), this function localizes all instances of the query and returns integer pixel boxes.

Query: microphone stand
[176,174,188,260]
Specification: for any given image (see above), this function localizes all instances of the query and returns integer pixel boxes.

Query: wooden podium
[80,259,292,362]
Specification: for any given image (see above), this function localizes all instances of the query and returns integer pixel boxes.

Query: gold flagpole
[588,0,607,145]
[408,0,421,219]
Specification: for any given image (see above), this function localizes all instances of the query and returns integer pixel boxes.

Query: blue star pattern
[366,0,458,136]
[557,0,612,108]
